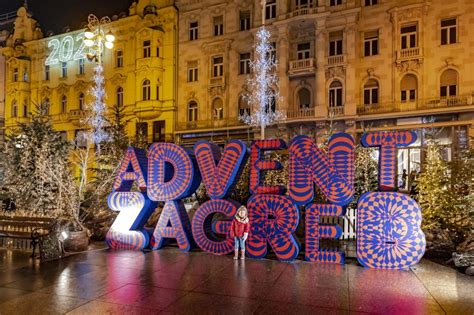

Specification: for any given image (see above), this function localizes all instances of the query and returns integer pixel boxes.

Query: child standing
[230,205,249,260]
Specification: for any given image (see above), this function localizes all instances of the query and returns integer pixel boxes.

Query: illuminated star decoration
[239,25,285,140]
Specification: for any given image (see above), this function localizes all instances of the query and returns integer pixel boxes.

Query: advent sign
[106,131,426,270]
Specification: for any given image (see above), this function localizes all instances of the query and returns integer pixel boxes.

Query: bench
[0,216,57,258]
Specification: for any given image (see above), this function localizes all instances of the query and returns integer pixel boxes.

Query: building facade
[0,0,177,144]
[176,0,474,185]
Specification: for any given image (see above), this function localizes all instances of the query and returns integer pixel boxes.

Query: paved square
[0,248,472,314]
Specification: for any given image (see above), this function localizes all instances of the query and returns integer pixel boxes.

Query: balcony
[288,58,316,76]
[287,6,318,18]
[176,117,243,132]
[327,55,344,66]
[286,107,315,120]
[396,47,422,61]
[69,110,89,126]
[357,95,473,115]
[209,76,225,86]
[329,105,344,117]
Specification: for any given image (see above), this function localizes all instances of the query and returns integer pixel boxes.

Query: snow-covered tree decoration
[240,1,285,139]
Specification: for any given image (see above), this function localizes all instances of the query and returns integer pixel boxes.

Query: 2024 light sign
[44,33,87,66]
[107,131,426,269]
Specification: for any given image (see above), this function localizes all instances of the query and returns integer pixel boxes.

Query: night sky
[0,0,133,34]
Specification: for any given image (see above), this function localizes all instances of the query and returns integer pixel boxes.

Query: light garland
[89,62,109,145]
[240,26,285,139]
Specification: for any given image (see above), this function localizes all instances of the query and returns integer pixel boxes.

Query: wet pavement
[0,247,472,314]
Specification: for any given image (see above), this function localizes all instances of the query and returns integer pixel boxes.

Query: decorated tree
[2,103,76,218]
[350,146,378,209]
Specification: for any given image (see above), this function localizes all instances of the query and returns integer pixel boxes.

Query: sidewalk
[0,248,472,314]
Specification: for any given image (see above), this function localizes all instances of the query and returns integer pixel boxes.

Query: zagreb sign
[106,131,426,269]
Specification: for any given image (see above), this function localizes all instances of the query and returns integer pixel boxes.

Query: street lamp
[82,13,115,149]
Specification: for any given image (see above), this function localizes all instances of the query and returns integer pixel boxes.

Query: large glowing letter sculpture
[192,140,247,254]
[250,139,287,195]
[148,143,200,252]
[247,194,300,261]
[113,147,147,192]
[361,131,416,191]
[357,192,425,269]
[289,134,355,263]
[358,131,425,269]
[106,192,157,250]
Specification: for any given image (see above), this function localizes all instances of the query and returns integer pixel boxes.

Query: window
[365,0,377,6]
[13,68,18,82]
[265,96,276,113]
[116,49,123,68]
[265,0,276,20]
[61,95,67,113]
[187,61,198,82]
[240,10,251,31]
[142,79,151,100]
[188,101,198,121]
[297,42,311,60]
[441,18,457,45]
[239,95,250,116]
[116,87,124,106]
[363,79,379,105]
[296,0,315,9]
[78,58,85,75]
[61,62,67,78]
[23,69,28,82]
[43,98,50,115]
[214,16,224,36]
[212,56,223,77]
[329,80,343,107]
[401,24,417,49]
[136,122,148,142]
[329,32,343,56]
[75,130,88,148]
[400,74,417,102]
[143,40,151,58]
[239,53,251,74]
[22,101,28,117]
[268,42,277,62]
[11,100,17,118]
[79,93,85,110]
[156,46,160,57]
[440,69,458,98]
[330,0,342,6]
[45,65,50,81]
[156,85,160,100]
[298,87,311,108]
[189,21,199,41]
[153,121,166,142]
[213,98,224,120]
[364,31,379,57]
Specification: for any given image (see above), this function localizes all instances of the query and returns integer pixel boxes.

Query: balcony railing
[69,110,89,120]
[210,76,225,86]
[287,107,315,119]
[177,117,243,131]
[329,105,344,117]
[357,95,473,115]
[396,47,422,60]
[288,6,318,18]
[328,55,344,66]
[289,58,315,74]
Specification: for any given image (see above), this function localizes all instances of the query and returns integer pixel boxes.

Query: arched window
[188,101,198,122]
[61,95,67,113]
[363,79,379,105]
[213,98,224,120]
[440,69,458,98]
[79,93,85,110]
[400,74,417,102]
[43,98,50,115]
[22,101,28,117]
[239,95,250,116]
[116,87,124,106]
[329,80,343,107]
[142,79,151,101]
[11,100,17,118]
[297,87,312,108]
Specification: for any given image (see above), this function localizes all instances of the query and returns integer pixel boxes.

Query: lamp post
[83,14,115,151]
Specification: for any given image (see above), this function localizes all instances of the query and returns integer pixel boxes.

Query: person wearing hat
[230,205,250,260]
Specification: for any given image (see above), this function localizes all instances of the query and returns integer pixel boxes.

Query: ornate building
[0,0,177,144]
[175,0,474,187]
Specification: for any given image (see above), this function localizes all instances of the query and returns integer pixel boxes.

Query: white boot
[240,250,245,259]
[233,250,239,260]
